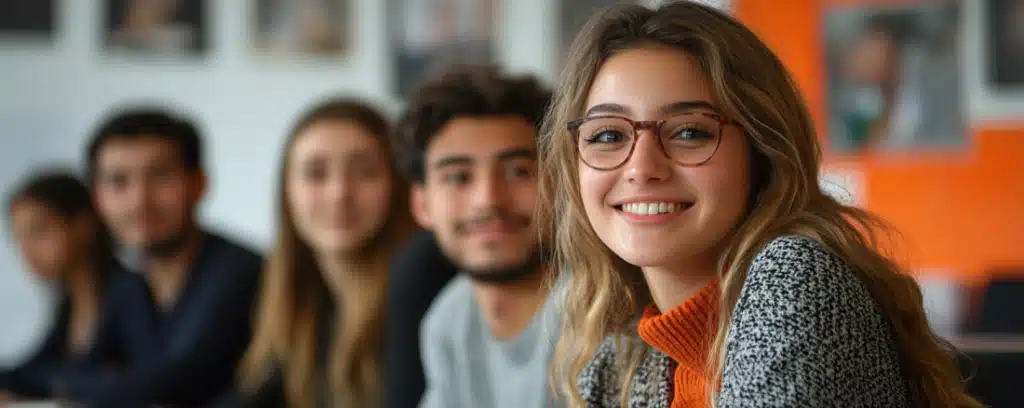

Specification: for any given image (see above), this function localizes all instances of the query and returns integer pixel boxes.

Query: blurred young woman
[217,99,412,408]
[537,2,979,408]
[1,170,119,400]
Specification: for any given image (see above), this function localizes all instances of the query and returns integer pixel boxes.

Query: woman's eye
[586,130,626,143]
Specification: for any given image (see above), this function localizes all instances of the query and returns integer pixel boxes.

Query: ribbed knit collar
[636,279,720,407]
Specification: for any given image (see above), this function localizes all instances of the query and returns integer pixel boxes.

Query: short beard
[139,227,196,260]
[463,250,542,285]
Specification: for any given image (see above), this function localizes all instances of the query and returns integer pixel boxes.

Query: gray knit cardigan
[578,235,911,407]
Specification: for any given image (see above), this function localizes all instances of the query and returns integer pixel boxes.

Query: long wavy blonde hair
[537,2,979,408]
[240,99,412,408]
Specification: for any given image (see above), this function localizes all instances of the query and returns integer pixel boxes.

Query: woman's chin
[614,248,688,270]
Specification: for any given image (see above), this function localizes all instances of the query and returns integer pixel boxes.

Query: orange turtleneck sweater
[636,279,720,408]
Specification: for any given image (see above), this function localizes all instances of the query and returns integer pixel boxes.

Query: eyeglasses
[568,111,732,170]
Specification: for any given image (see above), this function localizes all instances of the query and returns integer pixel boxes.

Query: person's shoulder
[199,232,265,294]
[747,235,860,290]
[579,336,672,407]
[536,282,566,341]
[208,232,263,261]
[204,231,264,272]
[723,240,908,406]
[578,335,621,406]
[751,235,837,265]
[425,275,473,321]
[421,275,474,338]
[737,234,892,341]
[580,335,621,380]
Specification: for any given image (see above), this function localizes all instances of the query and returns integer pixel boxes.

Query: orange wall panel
[734,0,1024,279]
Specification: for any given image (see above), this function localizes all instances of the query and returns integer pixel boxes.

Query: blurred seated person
[211,99,412,408]
[52,108,264,408]
[0,170,120,402]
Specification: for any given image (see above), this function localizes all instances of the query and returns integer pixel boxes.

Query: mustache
[454,211,531,234]
[118,209,159,224]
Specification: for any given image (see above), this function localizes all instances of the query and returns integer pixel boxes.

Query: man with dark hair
[56,107,263,408]
[387,66,562,408]
[85,109,203,185]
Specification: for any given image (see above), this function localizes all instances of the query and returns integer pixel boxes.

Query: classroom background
[0,0,1021,396]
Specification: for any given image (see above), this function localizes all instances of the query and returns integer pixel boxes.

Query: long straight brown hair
[240,98,412,407]
[537,2,980,407]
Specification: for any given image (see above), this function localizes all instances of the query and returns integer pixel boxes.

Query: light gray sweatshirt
[418,275,563,408]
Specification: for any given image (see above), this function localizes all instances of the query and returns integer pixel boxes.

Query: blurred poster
[104,0,206,56]
[0,1,55,40]
[988,0,1024,87]
[390,0,497,97]
[824,2,964,153]
[253,0,349,58]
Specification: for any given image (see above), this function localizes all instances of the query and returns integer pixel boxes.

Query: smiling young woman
[537,2,980,408]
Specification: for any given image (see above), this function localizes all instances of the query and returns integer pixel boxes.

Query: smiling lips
[620,202,684,215]
[615,201,693,223]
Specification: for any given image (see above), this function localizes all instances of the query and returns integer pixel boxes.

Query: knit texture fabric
[578,236,910,408]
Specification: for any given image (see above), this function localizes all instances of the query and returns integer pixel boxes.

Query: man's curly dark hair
[393,65,552,184]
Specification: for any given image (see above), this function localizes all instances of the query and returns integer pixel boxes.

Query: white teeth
[621,202,681,215]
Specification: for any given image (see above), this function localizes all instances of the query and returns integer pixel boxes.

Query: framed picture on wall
[987,0,1024,88]
[252,0,349,59]
[0,1,55,40]
[388,0,498,97]
[104,0,207,56]
[824,2,966,154]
